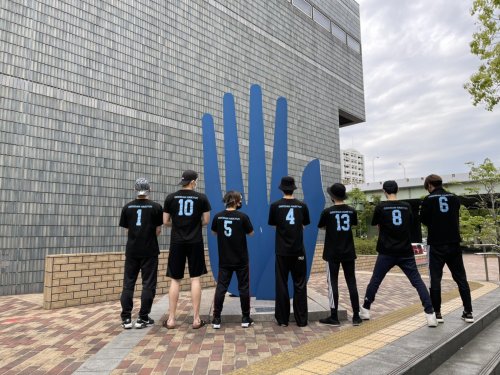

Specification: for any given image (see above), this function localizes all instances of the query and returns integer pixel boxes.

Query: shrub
[354,237,378,255]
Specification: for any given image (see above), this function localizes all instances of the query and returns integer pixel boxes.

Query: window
[347,35,361,54]
[313,8,330,31]
[292,0,312,17]
[331,23,347,44]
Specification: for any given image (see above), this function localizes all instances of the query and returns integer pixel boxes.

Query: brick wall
[43,249,428,309]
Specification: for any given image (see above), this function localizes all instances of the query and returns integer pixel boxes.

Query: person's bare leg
[191,277,202,325]
[168,279,180,326]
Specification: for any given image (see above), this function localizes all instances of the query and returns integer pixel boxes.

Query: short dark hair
[282,189,294,196]
[424,174,443,190]
[223,190,242,208]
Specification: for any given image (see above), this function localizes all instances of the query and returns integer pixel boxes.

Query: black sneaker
[461,311,474,323]
[121,318,133,329]
[135,316,154,329]
[352,316,363,326]
[241,316,254,328]
[319,316,340,326]
[435,312,444,323]
[212,317,221,329]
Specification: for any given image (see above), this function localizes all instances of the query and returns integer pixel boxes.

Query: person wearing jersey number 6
[163,170,211,329]
[359,180,438,327]
[268,176,311,327]
[420,174,473,323]
[210,191,254,329]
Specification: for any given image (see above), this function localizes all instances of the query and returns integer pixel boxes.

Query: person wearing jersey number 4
[268,176,311,327]
[210,191,255,329]
[318,183,362,326]
[359,180,438,327]
[420,174,473,323]
[119,178,163,329]
[163,170,211,329]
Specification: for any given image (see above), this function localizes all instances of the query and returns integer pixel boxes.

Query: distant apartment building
[341,148,365,184]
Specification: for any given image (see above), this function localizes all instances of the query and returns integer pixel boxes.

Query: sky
[340,0,499,182]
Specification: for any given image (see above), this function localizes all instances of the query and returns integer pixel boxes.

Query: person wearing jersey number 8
[163,170,211,329]
[119,178,163,329]
[210,191,254,329]
[420,174,473,323]
[268,176,311,327]
[359,180,438,327]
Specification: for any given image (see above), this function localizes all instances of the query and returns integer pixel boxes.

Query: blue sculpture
[202,84,325,300]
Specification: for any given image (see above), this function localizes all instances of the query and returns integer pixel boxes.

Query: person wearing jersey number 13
[359,180,438,327]
[119,178,163,329]
[420,174,473,323]
[268,176,311,327]
[163,170,211,329]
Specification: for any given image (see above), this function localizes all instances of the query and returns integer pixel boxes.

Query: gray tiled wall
[0,0,364,295]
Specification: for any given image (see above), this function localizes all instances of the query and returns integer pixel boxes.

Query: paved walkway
[0,254,498,375]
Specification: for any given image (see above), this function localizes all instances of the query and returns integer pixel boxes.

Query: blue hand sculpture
[202,84,325,300]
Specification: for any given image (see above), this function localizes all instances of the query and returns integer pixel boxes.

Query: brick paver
[0,254,496,374]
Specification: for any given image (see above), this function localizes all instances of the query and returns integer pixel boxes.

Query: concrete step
[334,287,500,375]
[431,316,500,375]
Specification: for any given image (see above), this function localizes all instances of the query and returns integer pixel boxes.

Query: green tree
[464,0,500,111]
[464,158,500,244]
[347,188,368,237]
[459,206,497,245]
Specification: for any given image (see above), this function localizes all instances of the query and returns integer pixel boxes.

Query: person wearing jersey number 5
[420,174,473,323]
[359,180,438,327]
[210,191,254,329]
[268,176,311,327]
[163,170,211,329]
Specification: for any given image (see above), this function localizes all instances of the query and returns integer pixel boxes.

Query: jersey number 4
[286,208,295,225]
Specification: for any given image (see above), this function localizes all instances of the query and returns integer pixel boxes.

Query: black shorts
[167,242,207,280]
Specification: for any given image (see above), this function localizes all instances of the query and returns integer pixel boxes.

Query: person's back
[372,200,414,257]
[420,186,461,245]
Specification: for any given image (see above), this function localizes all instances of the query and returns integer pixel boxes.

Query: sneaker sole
[241,322,253,328]
[122,324,133,329]
[352,322,362,326]
[319,321,340,326]
[462,318,474,323]
[212,324,221,329]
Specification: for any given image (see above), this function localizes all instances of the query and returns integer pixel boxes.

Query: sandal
[192,319,207,329]
[162,320,176,329]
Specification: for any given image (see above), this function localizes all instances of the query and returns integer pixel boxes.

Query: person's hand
[202,84,325,299]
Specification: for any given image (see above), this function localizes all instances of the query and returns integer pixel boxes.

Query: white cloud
[341,0,499,181]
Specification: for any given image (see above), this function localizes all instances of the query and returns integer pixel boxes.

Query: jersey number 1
[136,209,142,226]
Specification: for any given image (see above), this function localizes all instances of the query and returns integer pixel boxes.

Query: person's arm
[202,211,210,226]
[420,198,429,226]
[163,212,172,227]
[248,230,255,236]
[156,226,161,236]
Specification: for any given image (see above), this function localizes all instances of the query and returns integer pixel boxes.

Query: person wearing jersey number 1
[210,191,254,329]
[268,176,311,327]
[119,178,163,329]
[420,174,473,323]
[359,180,438,327]
[163,170,211,329]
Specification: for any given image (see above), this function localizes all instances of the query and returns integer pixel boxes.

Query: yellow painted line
[230,281,493,375]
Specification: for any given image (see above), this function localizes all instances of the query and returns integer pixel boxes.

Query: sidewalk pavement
[0,254,498,375]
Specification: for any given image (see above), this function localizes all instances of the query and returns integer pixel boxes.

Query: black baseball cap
[179,170,198,186]
[382,180,398,194]
[327,183,347,200]
[279,176,297,191]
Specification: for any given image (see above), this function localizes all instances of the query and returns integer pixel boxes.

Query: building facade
[0,0,365,295]
[341,148,365,184]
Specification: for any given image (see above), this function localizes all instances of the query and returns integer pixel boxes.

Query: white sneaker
[359,306,371,320]
[426,312,438,327]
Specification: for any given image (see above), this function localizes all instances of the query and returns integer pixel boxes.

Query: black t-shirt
[371,200,414,257]
[318,204,357,262]
[211,209,254,267]
[119,199,163,258]
[164,189,211,244]
[420,187,461,245]
[268,198,311,256]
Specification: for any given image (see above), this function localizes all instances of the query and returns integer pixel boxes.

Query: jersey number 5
[223,220,232,237]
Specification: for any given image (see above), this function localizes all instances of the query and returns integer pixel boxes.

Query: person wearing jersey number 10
[420,174,473,324]
[268,176,311,327]
[317,183,362,327]
[210,191,255,329]
[163,170,211,330]
[119,178,163,330]
[359,180,438,327]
